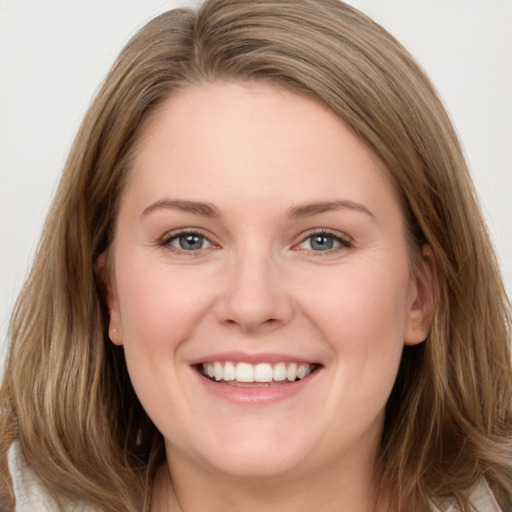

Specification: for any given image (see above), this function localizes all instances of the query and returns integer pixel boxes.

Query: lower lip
[194,369,320,405]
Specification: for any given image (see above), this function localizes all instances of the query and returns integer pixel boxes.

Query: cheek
[113,259,218,427]
[302,257,411,385]
[315,259,410,343]
[325,264,410,421]
[114,257,216,356]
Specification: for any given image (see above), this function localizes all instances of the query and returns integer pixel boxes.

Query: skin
[104,82,436,512]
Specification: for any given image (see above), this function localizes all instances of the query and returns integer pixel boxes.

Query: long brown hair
[1,1,511,510]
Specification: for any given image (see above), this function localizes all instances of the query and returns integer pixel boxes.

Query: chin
[172,427,314,480]
[206,448,306,479]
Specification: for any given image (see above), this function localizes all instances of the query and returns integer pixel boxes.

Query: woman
[1,0,511,510]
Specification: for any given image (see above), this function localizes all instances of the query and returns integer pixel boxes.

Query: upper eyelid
[160,228,217,246]
[292,230,354,254]
[157,227,352,248]
[296,228,352,244]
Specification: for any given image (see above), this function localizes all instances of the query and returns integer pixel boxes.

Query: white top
[431,479,503,512]
[7,441,504,511]
[7,441,94,512]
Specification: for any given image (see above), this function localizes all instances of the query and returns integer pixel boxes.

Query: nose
[214,246,295,333]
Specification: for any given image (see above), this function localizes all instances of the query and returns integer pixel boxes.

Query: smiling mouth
[196,361,320,386]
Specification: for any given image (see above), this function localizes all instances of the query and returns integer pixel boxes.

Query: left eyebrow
[140,199,221,219]
[288,200,375,219]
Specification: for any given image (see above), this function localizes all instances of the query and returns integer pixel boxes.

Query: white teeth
[273,362,287,381]
[286,363,297,382]
[297,365,307,379]
[201,361,314,383]
[254,363,273,382]
[236,362,254,382]
[214,362,223,381]
[223,361,236,381]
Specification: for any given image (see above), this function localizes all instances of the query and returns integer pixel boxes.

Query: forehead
[122,81,399,218]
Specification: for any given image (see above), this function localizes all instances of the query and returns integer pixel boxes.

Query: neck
[151,444,380,512]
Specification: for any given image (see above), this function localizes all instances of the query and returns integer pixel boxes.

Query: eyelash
[158,228,353,255]
[159,229,217,254]
[294,229,353,254]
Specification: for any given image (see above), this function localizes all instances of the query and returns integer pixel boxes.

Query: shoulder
[7,441,94,512]
[431,479,504,512]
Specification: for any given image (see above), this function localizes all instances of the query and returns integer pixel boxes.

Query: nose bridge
[215,240,293,331]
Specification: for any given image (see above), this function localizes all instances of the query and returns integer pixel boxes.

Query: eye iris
[311,235,334,250]
[179,234,204,250]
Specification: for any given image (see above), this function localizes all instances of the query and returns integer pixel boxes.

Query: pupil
[180,234,203,250]
[311,235,333,251]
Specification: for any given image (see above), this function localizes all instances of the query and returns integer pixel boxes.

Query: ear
[95,252,123,346]
[404,244,437,346]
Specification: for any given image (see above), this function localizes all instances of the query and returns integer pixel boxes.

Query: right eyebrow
[140,199,221,219]
[288,200,375,219]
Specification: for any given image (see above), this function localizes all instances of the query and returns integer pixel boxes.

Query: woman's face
[106,82,434,482]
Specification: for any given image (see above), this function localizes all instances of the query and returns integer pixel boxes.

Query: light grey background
[1,0,511,359]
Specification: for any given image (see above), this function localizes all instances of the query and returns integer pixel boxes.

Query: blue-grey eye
[298,232,348,251]
[170,233,211,250]
[310,234,335,250]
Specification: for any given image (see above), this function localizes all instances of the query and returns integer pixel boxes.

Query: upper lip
[189,351,320,366]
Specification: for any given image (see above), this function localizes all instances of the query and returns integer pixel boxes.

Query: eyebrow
[288,200,375,219]
[140,198,374,220]
[141,200,221,218]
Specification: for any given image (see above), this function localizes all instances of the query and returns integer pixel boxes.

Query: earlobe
[95,251,123,346]
[108,315,123,346]
[404,244,437,346]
